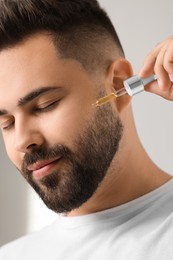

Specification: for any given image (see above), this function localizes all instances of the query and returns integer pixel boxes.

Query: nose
[14,117,45,153]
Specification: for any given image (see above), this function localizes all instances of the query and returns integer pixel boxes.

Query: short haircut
[0,0,125,72]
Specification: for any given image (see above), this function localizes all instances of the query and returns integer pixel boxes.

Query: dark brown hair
[0,0,125,72]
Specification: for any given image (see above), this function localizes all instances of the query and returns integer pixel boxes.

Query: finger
[154,49,171,91]
[139,55,156,78]
[163,44,173,76]
[145,81,162,95]
[145,81,173,101]
[139,44,163,77]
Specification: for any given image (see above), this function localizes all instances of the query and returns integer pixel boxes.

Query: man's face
[0,34,123,213]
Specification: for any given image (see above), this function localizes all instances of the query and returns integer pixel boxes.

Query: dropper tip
[94,93,116,107]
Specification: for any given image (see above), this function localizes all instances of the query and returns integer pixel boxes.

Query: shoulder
[0,220,58,260]
[0,235,29,259]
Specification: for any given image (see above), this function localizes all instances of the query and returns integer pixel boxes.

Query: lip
[27,157,61,179]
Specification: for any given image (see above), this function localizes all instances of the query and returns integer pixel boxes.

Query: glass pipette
[95,74,157,107]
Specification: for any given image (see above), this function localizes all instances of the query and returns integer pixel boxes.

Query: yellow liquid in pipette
[95,87,127,107]
[95,93,117,107]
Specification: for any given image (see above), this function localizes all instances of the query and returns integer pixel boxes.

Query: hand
[139,36,173,101]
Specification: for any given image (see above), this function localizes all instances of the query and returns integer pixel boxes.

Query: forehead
[0,34,59,94]
[0,33,59,76]
[0,34,85,110]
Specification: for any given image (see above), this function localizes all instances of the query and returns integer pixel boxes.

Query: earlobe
[106,58,133,113]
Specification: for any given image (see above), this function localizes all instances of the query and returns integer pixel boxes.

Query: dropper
[95,74,157,107]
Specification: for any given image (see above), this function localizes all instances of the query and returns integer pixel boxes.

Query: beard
[20,101,123,214]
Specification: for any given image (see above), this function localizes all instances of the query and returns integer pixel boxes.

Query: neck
[68,108,171,217]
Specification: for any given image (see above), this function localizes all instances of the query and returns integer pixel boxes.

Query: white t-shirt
[1,179,173,260]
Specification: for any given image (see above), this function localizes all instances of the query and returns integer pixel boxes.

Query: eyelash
[2,121,14,131]
[34,100,59,113]
[2,100,59,131]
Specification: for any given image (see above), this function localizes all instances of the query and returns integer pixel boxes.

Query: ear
[106,58,133,113]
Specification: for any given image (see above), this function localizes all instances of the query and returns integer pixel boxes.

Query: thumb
[145,81,173,101]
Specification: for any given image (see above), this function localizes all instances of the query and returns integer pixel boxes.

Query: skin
[0,33,172,217]
[139,36,173,99]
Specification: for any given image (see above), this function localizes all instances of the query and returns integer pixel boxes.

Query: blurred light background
[1,0,173,246]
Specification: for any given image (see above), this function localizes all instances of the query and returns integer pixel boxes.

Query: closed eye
[35,100,59,113]
[1,120,14,131]
[1,100,60,131]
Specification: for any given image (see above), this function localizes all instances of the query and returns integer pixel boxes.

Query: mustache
[22,144,71,168]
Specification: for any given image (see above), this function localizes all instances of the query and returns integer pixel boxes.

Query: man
[0,0,173,259]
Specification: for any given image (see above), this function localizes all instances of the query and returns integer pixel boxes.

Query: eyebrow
[0,86,62,116]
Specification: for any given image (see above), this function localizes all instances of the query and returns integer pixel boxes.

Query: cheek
[41,100,93,146]
[42,111,85,145]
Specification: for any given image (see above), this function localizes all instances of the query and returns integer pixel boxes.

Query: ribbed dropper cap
[123,74,157,96]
